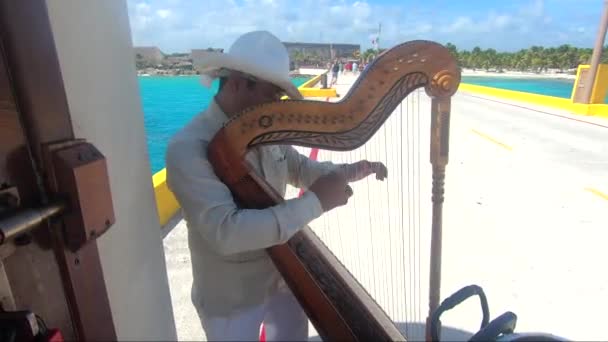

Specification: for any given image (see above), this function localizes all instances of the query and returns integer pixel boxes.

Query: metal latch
[0,140,115,251]
[0,200,65,246]
[0,186,20,215]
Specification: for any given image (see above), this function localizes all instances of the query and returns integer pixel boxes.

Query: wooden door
[0,1,116,340]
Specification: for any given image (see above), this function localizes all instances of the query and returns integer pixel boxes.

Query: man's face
[232,76,285,111]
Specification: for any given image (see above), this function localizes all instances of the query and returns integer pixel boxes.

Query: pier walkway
[162,72,607,341]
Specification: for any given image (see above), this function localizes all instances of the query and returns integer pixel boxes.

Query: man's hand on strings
[309,172,353,212]
[308,161,387,212]
[339,160,388,183]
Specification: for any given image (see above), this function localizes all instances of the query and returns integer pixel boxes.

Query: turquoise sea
[462,76,575,99]
[463,76,608,104]
[140,76,309,173]
[139,75,604,174]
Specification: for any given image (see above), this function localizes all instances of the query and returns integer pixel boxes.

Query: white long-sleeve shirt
[166,100,337,317]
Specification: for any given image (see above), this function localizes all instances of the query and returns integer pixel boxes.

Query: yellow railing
[458,64,608,118]
[299,73,324,88]
[152,74,339,226]
[571,64,608,104]
[152,168,180,226]
[458,83,608,118]
[287,71,338,98]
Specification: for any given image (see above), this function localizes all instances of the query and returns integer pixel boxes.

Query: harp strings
[305,88,427,339]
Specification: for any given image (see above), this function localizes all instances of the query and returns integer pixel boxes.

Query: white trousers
[197,288,308,341]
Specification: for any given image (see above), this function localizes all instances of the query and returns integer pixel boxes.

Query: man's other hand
[308,172,353,212]
[339,160,388,183]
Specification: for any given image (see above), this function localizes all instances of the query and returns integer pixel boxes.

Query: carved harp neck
[218,40,460,157]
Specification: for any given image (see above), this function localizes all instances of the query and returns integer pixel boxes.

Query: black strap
[429,284,490,341]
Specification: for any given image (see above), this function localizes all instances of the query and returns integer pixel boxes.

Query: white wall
[46,1,177,340]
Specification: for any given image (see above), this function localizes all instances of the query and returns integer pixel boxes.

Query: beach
[461,68,576,79]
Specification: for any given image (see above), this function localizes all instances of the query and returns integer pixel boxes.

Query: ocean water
[139,76,310,173]
[462,76,608,104]
[462,76,575,99]
[139,75,605,174]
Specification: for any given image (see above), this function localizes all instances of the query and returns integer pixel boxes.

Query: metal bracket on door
[0,140,115,252]
[0,187,20,214]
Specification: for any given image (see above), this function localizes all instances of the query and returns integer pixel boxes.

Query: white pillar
[45,1,177,339]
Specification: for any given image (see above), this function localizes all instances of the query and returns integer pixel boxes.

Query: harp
[207,40,460,341]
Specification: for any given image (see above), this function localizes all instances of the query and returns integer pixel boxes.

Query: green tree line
[289,48,387,66]
[445,43,608,73]
[360,48,386,63]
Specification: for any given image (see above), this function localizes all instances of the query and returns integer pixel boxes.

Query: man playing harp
[166,30,387,341]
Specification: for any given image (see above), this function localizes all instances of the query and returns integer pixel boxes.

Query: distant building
[134,46,165,64]
[282,42,360,60]
[191,48,225,71]
[166,55,191,64]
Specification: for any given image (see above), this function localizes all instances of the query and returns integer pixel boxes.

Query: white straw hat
[194,31,303,100]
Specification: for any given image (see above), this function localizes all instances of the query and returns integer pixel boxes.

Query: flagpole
[580,0,608,104]
[377,22,381,53]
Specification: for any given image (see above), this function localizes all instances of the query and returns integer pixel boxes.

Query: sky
[127,0,606,54]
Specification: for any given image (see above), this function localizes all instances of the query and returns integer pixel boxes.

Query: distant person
[352,61,358,75]
[331,61,339,86]
[166,30,387,341]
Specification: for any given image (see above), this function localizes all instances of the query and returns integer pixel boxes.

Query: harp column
[423,63,458,341]
[426,96,451,341]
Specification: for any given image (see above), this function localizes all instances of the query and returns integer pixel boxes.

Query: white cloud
[520,0,544,17]
[156,9,171,19]
[407,23,432,35]
[493,14,512,29]
[135,2,151,13]
[441,13,512,34]
[128,0,391,51]
[125,0,594,53]
[129,2,153,30]
[442,16,474,33]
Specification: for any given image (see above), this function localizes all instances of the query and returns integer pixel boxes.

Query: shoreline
[137,73,314,79]
[461,68,576,80]
[295,67,577,80]
[136,69,577,81]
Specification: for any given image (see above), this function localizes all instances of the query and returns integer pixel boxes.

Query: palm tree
[361,48,377,63]
[445,42,458,59]
[578,52,592,65]
[408,44,606,73]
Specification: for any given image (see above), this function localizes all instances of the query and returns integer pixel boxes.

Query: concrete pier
[163,72,608,341]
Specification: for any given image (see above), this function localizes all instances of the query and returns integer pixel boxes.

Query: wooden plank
[0,34,75,338]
